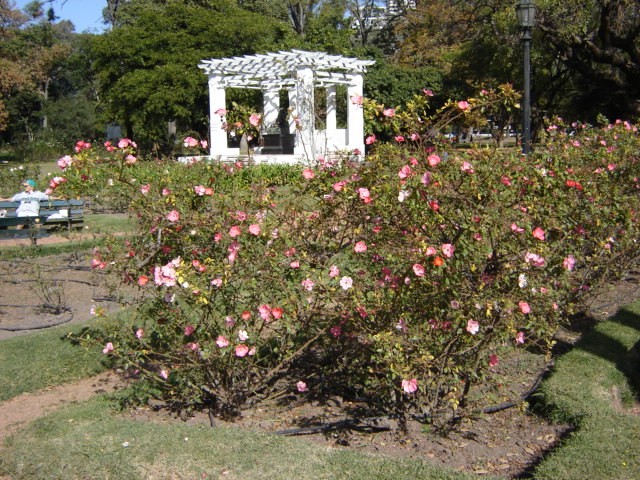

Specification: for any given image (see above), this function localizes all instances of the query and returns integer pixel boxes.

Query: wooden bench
[0,199,85,244]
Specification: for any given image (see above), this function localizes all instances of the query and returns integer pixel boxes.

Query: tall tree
[0,0,29,131]
[91,1,290,147]
[395,0,640,122]
[537,0,640,119]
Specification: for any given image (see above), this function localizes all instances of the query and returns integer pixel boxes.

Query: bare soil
[0,250,638,478]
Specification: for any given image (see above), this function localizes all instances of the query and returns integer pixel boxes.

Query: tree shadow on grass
[556,306,640,399]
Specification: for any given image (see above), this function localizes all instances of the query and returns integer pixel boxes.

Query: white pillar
[262,88,280,130]
[326,85,337,150]
[208,76,227,156]
[347,74,365,155]
[288,88,297,134]
[295,66,315,159]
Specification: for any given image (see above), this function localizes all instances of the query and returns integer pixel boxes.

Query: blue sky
[13,0,107,33]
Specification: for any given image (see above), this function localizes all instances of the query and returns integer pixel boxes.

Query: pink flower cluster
[153,257,181,287]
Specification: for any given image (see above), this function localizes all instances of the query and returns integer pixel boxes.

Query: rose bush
[57,94,640,422]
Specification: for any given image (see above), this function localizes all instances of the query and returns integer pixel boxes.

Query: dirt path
[0,370,129,446]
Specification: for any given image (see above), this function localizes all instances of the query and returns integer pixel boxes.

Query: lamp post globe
[516,0,536,154]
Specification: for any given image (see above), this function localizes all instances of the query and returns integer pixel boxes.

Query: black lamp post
[516,0,536,154]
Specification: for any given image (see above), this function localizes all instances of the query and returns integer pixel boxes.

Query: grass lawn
[0,395,481,480]
[0,213,135,259]
[0,299,638,478]
[0,320,108,403]
[528,303,640,479]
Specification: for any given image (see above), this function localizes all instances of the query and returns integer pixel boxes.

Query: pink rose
[235,344,249,357]
[383,108,396,117]
[457,100,470,110]
[102,342,114,354]
[524,252,546,267]
[365,134,376,145]
[216,335,229,348]
[340,276,353,290]
[441,243,455,258]
[398,165,412,179]
[184,325,195,336]
[515,332,525,344]
[296,381,308,392]
[354,241,367,253]
[350,95,363,105]
[488,354,499,367]
[167,210,180,222]
[229,226,241,237]
[329,265,340,277]
[357,187,370,200]
[136,329,144,339]
[182,137,198,147]
[412,264,425,277]
[518,301,531,314]
[532,227,546,241]
[461,161,474,173]
[401,378,418,393]
[249,114,261,127]
[249,224,261,235]
[258,305,272,321]
[427,154,441,167]
[563,255,575,271]
[466,320,479,335]
[302,168,315,179]
[214,108,227,116]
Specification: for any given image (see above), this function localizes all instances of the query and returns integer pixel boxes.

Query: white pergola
[199,50,375,163]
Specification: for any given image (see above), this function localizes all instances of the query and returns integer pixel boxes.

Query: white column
[262,88,280,130]
[295,66,315,159]
[347,74,365,155]
[326,85,337,150]
[288,88,297,134]
[208,76,227,156]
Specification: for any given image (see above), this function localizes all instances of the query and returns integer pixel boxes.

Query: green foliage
[53,95,640,424]
[43,96,97,144]
[90,1,291,149]
[0,163,39,197]
[365,59,444,110]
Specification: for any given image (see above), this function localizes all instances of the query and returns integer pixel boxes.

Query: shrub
[55,94,640,422]
[0,164,40,197]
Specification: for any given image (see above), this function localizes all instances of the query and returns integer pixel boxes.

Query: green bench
[0,199,85,244]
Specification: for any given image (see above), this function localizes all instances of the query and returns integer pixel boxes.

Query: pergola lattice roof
[199,49,375,90]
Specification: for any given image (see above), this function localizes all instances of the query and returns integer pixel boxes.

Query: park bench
[0,199,85,244]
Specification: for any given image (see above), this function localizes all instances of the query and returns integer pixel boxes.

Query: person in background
[0,180,49,228]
